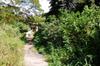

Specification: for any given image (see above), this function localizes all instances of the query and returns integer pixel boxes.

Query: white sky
[39,0,51,13]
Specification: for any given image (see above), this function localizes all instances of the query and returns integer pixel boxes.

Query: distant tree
[48,0,100,15]
[31,0,41,10]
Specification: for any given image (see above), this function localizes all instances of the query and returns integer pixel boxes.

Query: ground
[24,44,48,66]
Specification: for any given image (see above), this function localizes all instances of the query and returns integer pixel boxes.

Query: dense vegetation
[34,1,100,66]
[1,0,100,66]
[0,7,28,66]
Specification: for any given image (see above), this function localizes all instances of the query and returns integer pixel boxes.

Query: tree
[48,0,100,15]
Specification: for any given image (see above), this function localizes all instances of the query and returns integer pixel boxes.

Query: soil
[24,44,48,66]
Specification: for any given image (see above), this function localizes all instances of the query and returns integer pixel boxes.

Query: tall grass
[0,24,24,66]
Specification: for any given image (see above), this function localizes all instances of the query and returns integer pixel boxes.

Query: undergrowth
[0,24,24,66]
[34,6,100,66]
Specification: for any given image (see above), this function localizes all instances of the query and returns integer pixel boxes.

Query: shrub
[34,6,100,66]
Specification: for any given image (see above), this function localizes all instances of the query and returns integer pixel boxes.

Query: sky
[39,0,51,13]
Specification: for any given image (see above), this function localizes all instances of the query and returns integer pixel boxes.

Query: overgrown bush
[34,6,100,66]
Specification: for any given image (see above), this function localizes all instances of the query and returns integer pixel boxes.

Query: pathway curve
[24,44,48,66]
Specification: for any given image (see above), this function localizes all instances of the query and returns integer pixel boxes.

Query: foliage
[0,24,24,66]
[32,0,40,8]
[34,6,100,66]
[0,7,27,66]
[31,0,42,11]
[48,0,100,15]
[1,0,100,66]
[15,0,21,4]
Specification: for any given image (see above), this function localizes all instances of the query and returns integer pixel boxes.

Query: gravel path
[24,44,48,66]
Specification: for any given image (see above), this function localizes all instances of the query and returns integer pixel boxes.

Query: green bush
[59,6,100,66]
[34,6,100,66]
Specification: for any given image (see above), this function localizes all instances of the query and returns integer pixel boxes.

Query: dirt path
[24,44,48,66]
